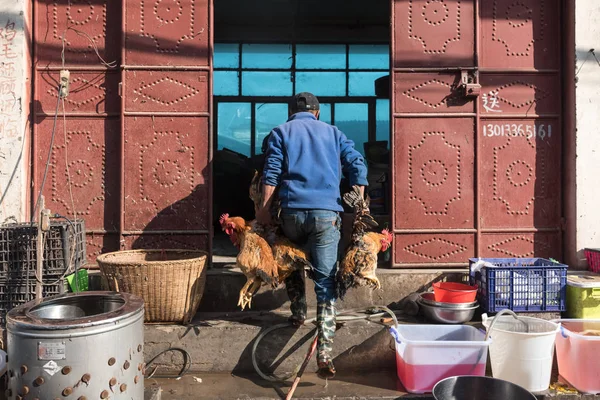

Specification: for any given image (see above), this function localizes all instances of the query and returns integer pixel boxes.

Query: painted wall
[0,0,28,224]
[575,2,600,266]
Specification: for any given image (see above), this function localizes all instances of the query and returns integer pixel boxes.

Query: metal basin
[28,293,126,319]
[420,292,478,309]
[433,376,537,400]
[419,300,478,324]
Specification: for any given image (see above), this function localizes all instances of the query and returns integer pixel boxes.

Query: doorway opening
[212,0,391,261]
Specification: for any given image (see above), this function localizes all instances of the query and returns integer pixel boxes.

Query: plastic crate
[0,277,67,325]
[0,220,86,278]
[469,258,567,313]
[0,220,85,325]
[584,248,600,273]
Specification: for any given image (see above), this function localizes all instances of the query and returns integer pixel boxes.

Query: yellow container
[566,272,600,319]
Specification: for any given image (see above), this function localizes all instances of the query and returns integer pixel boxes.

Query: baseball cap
[290,92,320,112]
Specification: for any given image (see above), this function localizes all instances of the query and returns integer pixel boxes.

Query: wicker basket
[97,249,208,324]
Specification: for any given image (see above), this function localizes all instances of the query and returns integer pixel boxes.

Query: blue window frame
[214,43,390,157]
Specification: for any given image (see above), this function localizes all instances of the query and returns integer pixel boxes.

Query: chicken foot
[239,278,263,310]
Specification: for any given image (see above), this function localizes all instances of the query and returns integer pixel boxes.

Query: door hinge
[118,82,123,97]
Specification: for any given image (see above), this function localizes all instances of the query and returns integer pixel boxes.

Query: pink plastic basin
[554,319,600,394]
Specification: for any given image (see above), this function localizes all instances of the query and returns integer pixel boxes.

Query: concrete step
[147,372,599,400]
[198,266,467,312]
[143,310,398,376]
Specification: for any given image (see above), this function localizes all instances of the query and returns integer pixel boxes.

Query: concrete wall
[575,2,600,266]
[0,0,29,224]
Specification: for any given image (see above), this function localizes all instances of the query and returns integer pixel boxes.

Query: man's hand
[256,207,272,226]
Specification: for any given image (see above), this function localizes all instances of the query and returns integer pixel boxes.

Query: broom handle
[285,333,318,400]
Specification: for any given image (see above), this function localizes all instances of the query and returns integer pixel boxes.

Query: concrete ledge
[198,266,467,312]
[144,311,397,375]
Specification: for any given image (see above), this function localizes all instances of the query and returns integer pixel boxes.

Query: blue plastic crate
[469,258,567,313]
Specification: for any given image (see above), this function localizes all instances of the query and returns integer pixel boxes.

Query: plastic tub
[433,282,478,303]
[482,312,559,393]
[566,272,600,319]
[389,324,490,394]
[553,319,600,394]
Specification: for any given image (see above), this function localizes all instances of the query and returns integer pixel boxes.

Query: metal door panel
[481,233,560,259]
[393,0,475,67]
[34,117,120,231]
[479,119,560,228]
[124,71,210,113]
[123,0,210,66]
[394,118,474,229]
[480,0,560,69]
[86,234,120,262]
[124,234,208,251]
[479,74,560,116]
[35,71,120,115]
[394,233,475,265]
[122,117,209,231]
[394,73,474,114]
[35,0,120,66]
[122,0,212,254]
[392,0,563,267]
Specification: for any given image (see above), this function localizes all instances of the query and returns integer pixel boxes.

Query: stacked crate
[0,220,86,324]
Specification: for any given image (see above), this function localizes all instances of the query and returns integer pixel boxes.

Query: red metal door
[391,0,562,267]
[33,0,213,262]
[121,0,213,253]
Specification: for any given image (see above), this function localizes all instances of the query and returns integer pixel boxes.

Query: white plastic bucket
[482,311,560,393]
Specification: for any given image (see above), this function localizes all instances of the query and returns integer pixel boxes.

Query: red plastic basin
[433,282,478,303]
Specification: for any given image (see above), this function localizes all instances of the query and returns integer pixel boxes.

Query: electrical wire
[43,214,79,290]
[31,88,61,222]
[145,347,192,380]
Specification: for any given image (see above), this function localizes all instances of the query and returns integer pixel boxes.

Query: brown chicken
[249,170,281,221]
[219,213,279,310]
[336,185,393,299]
[249,170,312,280]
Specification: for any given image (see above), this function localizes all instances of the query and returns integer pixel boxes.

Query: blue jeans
[280,209,341,303]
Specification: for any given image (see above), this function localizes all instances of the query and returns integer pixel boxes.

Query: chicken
[249,170,312,280]
[336,185,393,299]
[249,170,281,222]
[219,214,279,310]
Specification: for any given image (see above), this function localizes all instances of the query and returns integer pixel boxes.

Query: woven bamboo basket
[97,249,208,324]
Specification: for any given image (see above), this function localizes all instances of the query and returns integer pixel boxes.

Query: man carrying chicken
[256,92,368,379]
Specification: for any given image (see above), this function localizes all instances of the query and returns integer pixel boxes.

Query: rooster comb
[219,213,230,225]
[382,229,393,241]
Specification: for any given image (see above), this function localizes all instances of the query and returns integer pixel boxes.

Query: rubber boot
[316,300,336,379]
[285,269,307,327]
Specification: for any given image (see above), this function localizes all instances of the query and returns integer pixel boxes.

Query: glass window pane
[214,71,239,96]
[334,103,369,156]
[296,45,346,69]
[255,103,289,154]
[217,103,251,156]
[349,45,389,69]
[319,103,332,124]
[214,43,239,68]
[348,72,388,96]
[242,72,292,96]
[295,72,346,97]
[242,44,292,69]
[376,99,390,145]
